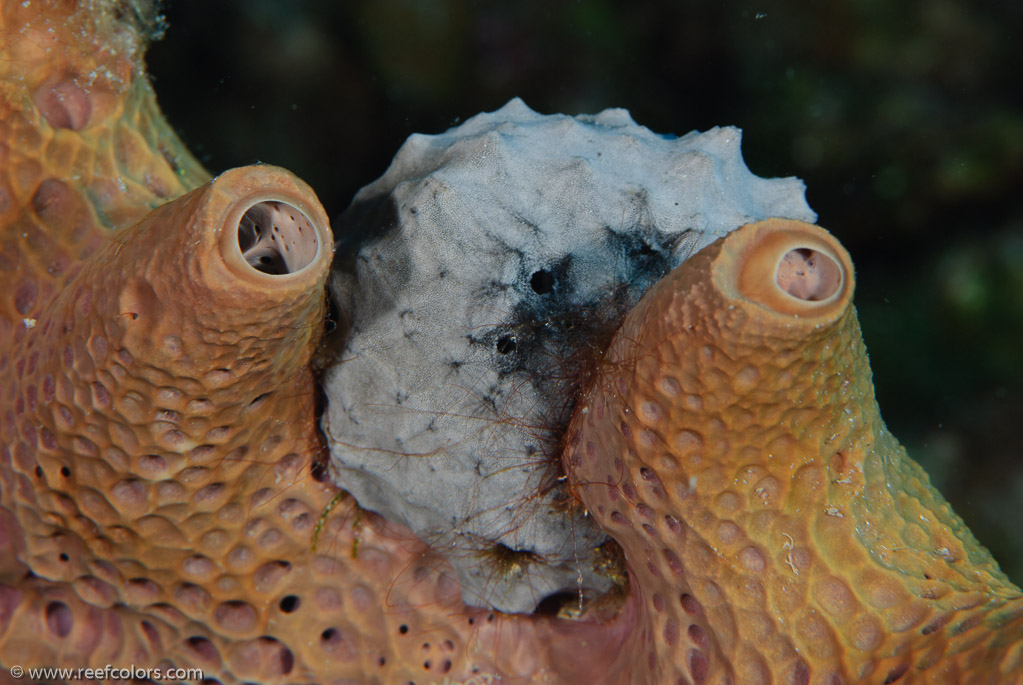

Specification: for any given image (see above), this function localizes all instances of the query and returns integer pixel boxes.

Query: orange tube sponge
[565,218,1023,683]
[5,164,334,587]
[3,1,1022,683]
[0,4,633,682]
[0,166,633,682]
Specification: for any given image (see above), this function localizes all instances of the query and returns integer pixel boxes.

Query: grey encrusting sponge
[322,98,816,613]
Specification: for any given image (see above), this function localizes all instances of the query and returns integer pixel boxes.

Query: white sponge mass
[322,98,816,613]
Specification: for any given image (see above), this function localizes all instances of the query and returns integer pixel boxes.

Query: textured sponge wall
[565,219,1023,683]
[0,0,210,382]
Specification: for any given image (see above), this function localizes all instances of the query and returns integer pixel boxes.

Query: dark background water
[147,0,1023,583]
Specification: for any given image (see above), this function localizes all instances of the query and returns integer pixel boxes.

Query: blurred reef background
[146,0,1023,582]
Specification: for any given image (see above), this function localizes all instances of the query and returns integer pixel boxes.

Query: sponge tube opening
[776,247,842,302]
[236,200,319,276]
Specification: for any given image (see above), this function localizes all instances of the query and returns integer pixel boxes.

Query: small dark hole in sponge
[249,392,271,408]
[324,291,341,335]
[279,595,299,613]
[530,269,555,294]
[496,335,517,354]
[533,590,579,616]
[310,458,329,482]
[883,665,909,684]
[60,466,71,477]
